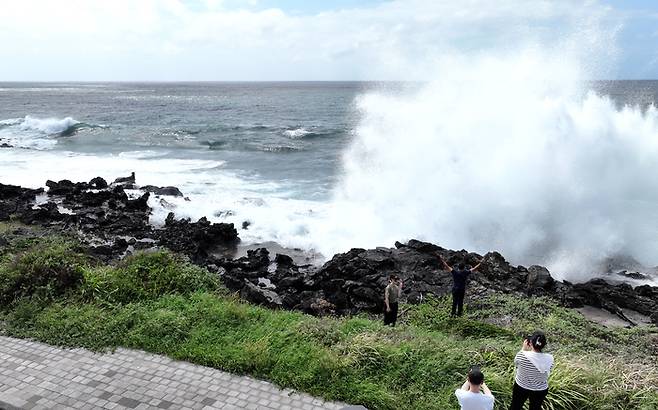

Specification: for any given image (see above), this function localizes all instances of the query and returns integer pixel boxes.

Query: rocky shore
[1,174,657,327]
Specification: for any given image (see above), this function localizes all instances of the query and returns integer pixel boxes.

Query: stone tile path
[0,336,350,410]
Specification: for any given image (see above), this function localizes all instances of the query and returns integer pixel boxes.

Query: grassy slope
[0,231,656,410]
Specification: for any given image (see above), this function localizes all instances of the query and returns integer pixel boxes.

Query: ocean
[2,81,658,282]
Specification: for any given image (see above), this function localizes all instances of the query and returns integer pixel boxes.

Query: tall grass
[0,238,656,409]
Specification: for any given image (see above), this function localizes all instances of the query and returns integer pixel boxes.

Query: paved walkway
[0,336,350,410]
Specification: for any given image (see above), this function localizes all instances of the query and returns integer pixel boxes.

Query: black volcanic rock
[241,281,283,308]
[0,183,43,200]
[114,172,136,185]
[89,177,108,189]
[18,202,63,225]
[526,265,554,294]
[156,213,239,262]
[46,179,89,196]
[125,192,150,212]
[0,183,45,221]
[2,175,657,326]
[141,185,184,197]
[216,238,658,324]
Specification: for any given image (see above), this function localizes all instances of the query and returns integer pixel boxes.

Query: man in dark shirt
[440,257,483,317]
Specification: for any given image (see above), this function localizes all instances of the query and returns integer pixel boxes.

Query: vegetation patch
[0,238,657,409]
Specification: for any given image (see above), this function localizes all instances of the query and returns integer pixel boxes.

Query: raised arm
[439,256,452,271]
[481,382,493,397]
[470,259,484,272]
[460,379,470,391]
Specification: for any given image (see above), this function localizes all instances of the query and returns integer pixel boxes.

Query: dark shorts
[384,302,398,326]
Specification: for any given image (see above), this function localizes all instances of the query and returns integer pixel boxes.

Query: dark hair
[527,331,547,352]
[467,367,484,385]
[388,274,397,281]
[458,262,466,270]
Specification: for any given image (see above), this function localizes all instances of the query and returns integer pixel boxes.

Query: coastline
[1,173,657,325]
[1,173,657,409]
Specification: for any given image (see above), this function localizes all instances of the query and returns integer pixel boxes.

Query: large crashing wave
[0,115,105,149]
[312,51,658,281]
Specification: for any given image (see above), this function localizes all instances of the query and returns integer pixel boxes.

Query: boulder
[46,179,89,195]
[157,213,239,262]
[88,177,108,189]
[141,185,184,197]
[241,281,283,308]
[124,192,150,212]
[526,265,555,293]
[114,172,136,184]
[18,202,63,225]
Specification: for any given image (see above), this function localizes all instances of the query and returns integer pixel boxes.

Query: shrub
[0,238,87,307]
[81,250,221,304]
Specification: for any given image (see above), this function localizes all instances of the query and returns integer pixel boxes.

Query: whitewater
[2,78,658,285]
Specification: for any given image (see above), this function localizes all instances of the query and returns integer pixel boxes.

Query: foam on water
[0,146,326,253]
[19,116,80,135]
[284,128,312,138]
[0,115,103,149]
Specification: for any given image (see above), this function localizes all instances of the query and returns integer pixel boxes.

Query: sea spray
[316,51,658,280]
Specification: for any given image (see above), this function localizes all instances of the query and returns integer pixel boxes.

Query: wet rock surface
[1,175,657,326]
[0,174,238,263]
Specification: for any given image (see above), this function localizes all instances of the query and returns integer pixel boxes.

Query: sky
[1,0,657,81]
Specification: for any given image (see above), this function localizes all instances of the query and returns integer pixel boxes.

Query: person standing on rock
[510,331,553,410]
[384,274,403,326]
[440,256,483,317]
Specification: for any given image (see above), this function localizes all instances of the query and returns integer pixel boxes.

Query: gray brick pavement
[0,336,351,410]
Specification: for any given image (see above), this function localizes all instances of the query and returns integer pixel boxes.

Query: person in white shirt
[511,331,554,410]
[455,366,495,410]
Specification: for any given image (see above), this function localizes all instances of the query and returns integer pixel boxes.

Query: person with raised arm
[455,366,495,410]
[440,256,483,316]
[510,331,553,410]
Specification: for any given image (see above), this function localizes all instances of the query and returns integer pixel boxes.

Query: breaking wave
[0,115,107,149]
[313,51,658,281]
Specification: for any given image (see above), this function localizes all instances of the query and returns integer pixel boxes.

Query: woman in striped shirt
[510,331,553,410]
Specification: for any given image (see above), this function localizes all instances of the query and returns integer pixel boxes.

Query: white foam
[118,150,167,159]
[0,115,82,150]
[284,128,312,138]
[19,115,79,135]
[0,118,23,126]
[0,147,324,255]
[304,52,658,281]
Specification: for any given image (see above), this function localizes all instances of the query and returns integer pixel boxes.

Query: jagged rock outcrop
[0,183,45,221]
[216,239,658,324]
[2,176,657,326]
[156,213,239,263]
[141,185,184,197]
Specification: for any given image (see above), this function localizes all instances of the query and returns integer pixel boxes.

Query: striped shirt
[514,351,553,391]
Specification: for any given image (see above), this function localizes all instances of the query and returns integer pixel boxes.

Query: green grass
[0,237,657,409]
[0,236,89,306]
[80,251,221,305]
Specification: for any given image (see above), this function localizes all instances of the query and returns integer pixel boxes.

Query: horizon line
[1,79,658,83]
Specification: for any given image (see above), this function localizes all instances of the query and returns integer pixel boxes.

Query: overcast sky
[1,0,657,81]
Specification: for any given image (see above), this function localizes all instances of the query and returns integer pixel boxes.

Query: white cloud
[0,0,620,80]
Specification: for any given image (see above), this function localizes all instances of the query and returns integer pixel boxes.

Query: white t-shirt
[454,389,495,410]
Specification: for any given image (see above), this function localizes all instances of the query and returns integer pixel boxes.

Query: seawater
[1,81,658,282]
